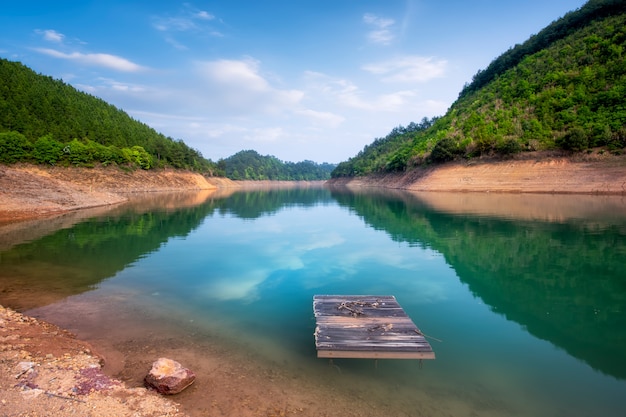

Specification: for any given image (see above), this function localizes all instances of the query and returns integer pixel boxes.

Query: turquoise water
[2,187,626,416]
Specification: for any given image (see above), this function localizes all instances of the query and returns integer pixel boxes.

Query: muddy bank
[329,153,626,194]
[0,164,236,223]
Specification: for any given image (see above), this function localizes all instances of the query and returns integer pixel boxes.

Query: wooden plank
[317,350,435,359]
[313,295,435,360]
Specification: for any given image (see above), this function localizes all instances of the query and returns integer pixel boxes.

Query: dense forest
[0,58,337,180]
[219,150,336,180]
[332,0,626,178]
[0,58,218,173]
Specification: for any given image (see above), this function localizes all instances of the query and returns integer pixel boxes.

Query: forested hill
[332,0,626,178]
[0,59,217,173]
[220,150,336,180]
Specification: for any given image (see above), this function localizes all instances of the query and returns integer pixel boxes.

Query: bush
[430,137,461,162]
[66,139,95,166]
[557,127,589,151]
[31,134,65,164]
[0,131,32,163]
[122,145,153,169]
[496,138,523,155]
[386,149,409,171]
[474,136,496,156]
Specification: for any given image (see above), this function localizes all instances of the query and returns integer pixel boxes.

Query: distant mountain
[0,58,217,173]
[220,150,336,180]
[332,0,626,178]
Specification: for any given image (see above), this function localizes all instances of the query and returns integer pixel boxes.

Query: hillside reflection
[1,186,625,380]
[0,187,333,310]
[330,188,626,380]
[0,191,219,310]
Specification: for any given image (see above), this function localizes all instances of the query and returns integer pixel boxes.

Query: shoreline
[0,163,238,224]
[2,152,626,225]
[0,304,185,417]
[328,152,626,195]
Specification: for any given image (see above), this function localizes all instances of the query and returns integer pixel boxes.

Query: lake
[1,186,625,416]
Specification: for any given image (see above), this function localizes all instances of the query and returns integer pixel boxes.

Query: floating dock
[313,295,435,359]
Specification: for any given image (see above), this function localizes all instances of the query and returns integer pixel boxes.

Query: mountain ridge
[332,0,626,179]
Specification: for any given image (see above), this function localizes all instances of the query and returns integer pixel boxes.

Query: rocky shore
[0,304,185,417]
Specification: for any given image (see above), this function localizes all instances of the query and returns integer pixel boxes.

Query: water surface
[1,187,625,416]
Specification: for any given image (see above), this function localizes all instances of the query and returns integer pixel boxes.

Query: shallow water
[2,187,626,416]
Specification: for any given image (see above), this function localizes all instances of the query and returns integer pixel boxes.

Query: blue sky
[1,0,587,163]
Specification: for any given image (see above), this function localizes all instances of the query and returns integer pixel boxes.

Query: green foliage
[385,147,411,171]
[222,150,336,181]
[459,0,626,98]
[496,138,523,155]
[31,134,64,164]
[0,58,218,173]
[331,118,436,177]
[557,127,589,151]
[122,146,153,170]
[430,137,461,162]
[332,1,626,177]
[0,131,32,163]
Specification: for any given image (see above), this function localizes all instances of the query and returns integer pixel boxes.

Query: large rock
[144,358,196,395]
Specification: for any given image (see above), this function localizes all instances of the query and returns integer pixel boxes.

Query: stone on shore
[144,357,196,395]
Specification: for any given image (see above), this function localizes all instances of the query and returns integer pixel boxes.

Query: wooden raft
[313,295,435,359]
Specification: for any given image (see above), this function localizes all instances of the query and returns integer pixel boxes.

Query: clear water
[1,187,626,416]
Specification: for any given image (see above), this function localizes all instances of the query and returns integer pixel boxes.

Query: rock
[144,358,195,395]
[14,361,35,378]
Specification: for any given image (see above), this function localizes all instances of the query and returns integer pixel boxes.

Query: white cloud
[303,72,409,112]
[295,109,344,128]
[102,79,146,93]
[151,6,221,39]
[362,56,447,82]
[194,58,304,114]
[196,10,214,20]
[378,90,417,110]
[363,13,395,29]
[33,48,145,72]
[164,36,188,50]
[363,13,396,45]
[36,29,64,43]
[242,127,284,143]
[152,16,198,32]
[301,69,449,119]
[202,58,269,91]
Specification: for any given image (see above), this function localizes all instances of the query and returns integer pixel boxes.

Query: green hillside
[0,59,217,173]
[332,0,626,178]
[220,150,336,180]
